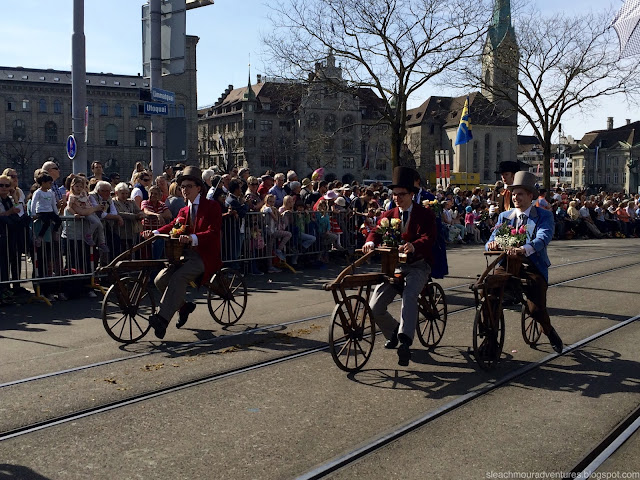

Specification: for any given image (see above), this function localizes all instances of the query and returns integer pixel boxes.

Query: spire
[244,58,256,101]
[488,0,515,50]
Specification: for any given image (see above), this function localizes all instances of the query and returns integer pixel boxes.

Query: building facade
[0,36,198,189]
[570,118,640,193]
[198,53,391,183]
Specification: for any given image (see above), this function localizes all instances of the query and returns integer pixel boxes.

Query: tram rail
[1,259,639,443]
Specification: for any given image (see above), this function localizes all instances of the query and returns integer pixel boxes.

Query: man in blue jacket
[486,171,563,354]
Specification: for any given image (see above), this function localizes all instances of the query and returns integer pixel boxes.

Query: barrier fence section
[0,210,365,297]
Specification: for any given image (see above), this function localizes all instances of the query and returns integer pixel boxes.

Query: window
[473,141,479,172]
[114,104,122,117]
[39,99,47,113]
[614,172,619,184]
[279,121,291,132]
[177,104,185,117]
[54,100,62,114]
[22,99,30,111]
[135,126,147,147]
[130,104,138,117]
[45,121,57,143]
[260,153,273,167]
[260,120,272,131]
[430,124,435,135]
[342,115,354,133]
[169,105,176,117]
[343,157,355,169]
[245,136,255,148]
[324,114,336,132]
[376,157,387,171]
[324,138,334,152]
[105,124,118,146]
[100,102,108,116]
[87,102,93,116]
[245,103,254,112]
[262,103,271,111]
[13,120,26,141]
[342,138,354,152]
[7,99,15,111]
[307,113,318,129]
[245,119,254,130]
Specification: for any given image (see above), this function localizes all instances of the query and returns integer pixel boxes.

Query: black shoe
[148,314,168,339]
[397,343,411,367]
[384,326,399,349]
[176,302,196,329]
[548,328,563,354]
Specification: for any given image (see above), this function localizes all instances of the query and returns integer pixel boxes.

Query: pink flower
[518,225,527,234]
[510,228,517,235]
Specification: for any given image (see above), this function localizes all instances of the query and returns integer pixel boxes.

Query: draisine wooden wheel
[328,295,375,373]
[472,300,505,370]
[416,282,448,348]
[521,302,542,346]
[102,276,154,343]
[207,268,247,326]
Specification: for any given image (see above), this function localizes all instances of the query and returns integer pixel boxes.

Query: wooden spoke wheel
[207,268,247,326]
[328,295,376,373]
[472,300,505,370]
[102,277,154,344]
[416,282,448,348]
[521,302,542,346]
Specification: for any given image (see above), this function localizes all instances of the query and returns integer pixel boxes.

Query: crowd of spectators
[1,159,639,306]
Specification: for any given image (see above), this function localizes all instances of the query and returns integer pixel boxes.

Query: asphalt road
[0,238,639,480]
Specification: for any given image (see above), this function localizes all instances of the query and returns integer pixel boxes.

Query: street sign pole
[150,0,164,179]
[71,0,87,174]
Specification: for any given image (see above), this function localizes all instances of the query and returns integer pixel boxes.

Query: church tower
[481,0,519,125]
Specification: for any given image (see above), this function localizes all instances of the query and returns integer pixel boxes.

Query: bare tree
[455,7,640,189]
[263,0,490,169]
[0,136,42,187]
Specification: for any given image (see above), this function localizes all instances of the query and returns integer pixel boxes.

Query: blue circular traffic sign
[66,135,77,160]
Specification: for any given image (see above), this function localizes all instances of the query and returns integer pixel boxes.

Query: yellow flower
[379,217,390,228]
[390,218,402,228]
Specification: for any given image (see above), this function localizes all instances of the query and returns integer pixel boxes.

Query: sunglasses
[0,184,11,187]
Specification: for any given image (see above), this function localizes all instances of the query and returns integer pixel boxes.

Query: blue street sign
[144,102,169,115]
[66,135,77,160]
[151,87,175,104]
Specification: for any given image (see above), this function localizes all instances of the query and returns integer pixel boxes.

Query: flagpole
[465,144,469,190]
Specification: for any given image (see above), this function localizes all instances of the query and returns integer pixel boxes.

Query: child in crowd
[261,193,292,273]
[67,177,109,251]
[464,205,481,244]
[30,171,62,248]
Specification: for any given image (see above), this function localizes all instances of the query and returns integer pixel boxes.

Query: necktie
[518,213,527,228]
[402,210,409,227]
[191,204,197,227]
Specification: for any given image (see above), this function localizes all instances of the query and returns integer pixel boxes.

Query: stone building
[403,0,518,186]
[0,35,198,188]
[198,53,391,183]
[570,118,640,193]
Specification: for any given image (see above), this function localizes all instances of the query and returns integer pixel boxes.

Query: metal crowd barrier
[0,208,365,305]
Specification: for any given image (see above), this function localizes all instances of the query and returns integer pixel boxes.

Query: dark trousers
[37,212,62,238]
[496,260,553,335]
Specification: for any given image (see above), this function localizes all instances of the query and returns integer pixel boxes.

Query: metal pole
[465,144,469,189]
[71,0,87,174]
[150,0,164,179]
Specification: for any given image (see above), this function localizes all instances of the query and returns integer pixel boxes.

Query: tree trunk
[542,135,552,191]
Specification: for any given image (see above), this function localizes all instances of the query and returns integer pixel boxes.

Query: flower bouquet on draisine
[492,222,528,250]
[376,217,402,247]
[170,221,187,238]
[422,199,442,217]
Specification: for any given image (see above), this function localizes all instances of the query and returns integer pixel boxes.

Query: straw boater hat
[388,166,419,193]
[509,171,538,196]
[177,166,204,187]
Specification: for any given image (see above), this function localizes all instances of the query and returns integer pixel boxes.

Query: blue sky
[0,0,630,141]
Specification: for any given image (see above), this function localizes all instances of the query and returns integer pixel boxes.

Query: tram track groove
[1,259,639,443]
[296,313,640,480]
[1,252,636,390]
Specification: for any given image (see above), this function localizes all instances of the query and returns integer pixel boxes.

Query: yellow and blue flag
[455,96,473,146]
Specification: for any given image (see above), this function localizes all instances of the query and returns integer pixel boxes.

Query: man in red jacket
[142,166,222,339]
[363,166,437,366]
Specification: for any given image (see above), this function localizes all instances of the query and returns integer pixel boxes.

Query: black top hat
[389,166,419,193]
[177,166,204,188]
[495,161,520,174]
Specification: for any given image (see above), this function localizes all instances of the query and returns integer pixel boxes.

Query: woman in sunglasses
[131,171,152,209]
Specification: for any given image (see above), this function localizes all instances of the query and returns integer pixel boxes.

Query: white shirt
[513,205,535,257]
